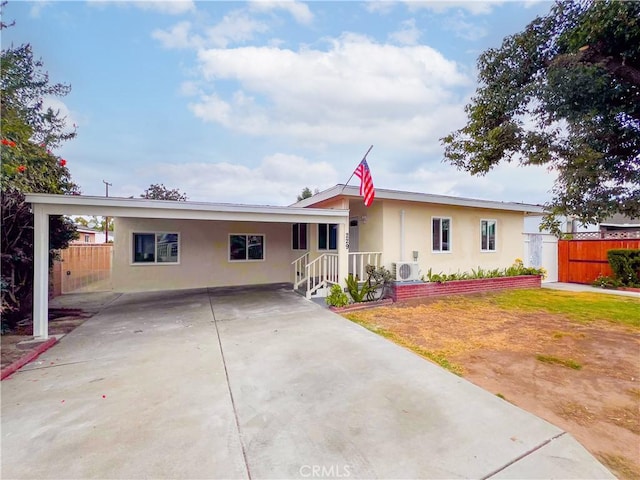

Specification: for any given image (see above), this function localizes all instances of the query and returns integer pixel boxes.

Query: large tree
[140,183,188,201]
[1,39,79,330]
[441,0,639,232]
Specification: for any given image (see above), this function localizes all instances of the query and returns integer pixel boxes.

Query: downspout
[400,209,405,261]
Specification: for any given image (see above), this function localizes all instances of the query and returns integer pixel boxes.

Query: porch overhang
[25,194,350,339]
[25,193,350,224]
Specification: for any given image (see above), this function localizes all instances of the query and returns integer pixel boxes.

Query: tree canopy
[297,187,313,202]
[140,183,188,201]
[75,215,114,232]
[441,0,639,232]
[1,26,79,329]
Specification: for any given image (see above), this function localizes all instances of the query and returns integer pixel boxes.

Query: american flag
[354,159,375,207]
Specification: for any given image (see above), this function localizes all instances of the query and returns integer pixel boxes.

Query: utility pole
[103,180,112,243]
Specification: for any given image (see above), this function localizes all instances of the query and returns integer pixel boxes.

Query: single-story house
[70,226,114,244]
[25,185,545,338]
[292,185,546,281]
[70,226,98,244]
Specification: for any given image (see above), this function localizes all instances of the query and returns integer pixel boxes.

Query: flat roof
[292,184,545,214]
[25,193,350,224]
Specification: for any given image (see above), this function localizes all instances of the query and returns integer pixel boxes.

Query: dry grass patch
[598,454,640,480]
[342,289,640,480]
[555,401,596,426]
[604,405,640,435]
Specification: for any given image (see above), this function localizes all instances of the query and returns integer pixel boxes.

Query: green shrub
[364,265,393,300]
[326,284,349,307]
[345,274,371,303]
[592,274,623,289]
[423,259,546,283]
[607,249,640,286]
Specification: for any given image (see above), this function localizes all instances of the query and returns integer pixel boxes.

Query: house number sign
[345,232,350,250]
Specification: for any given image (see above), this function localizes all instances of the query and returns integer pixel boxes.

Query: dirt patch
[346,294,640,479]
[1,309,92,370]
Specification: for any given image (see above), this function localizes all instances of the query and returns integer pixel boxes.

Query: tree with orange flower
[1,9,80,331]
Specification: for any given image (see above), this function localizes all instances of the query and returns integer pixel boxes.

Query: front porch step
[294,277,330,299]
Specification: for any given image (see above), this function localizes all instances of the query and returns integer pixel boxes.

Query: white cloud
[250,0,314,25]
[388,18,422,46]
[153,10,268,49]
[205,10,269,48]
[29,1,52,17]
[42,97,80,132]
[179,80,201,96]
[443,13,488,41]
[129,0,195,15]
[139,153,338,204]
[88,0,196,15]
[364,1,398,15]
[383,161,555,205]
[189,34,472,151]
[404,1,504,15]
[152,21,202,49]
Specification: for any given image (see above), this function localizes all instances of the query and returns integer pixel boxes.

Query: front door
[349,218,359,276]
[349,218,359,252]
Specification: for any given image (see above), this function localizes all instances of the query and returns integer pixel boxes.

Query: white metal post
[338,221,349,289]
[32,204,49,339]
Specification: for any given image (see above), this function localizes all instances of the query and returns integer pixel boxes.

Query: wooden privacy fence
[51,244,113,296]
[558,239,640,284]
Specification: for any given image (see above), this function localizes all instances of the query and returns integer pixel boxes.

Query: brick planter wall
[391,275,542,302]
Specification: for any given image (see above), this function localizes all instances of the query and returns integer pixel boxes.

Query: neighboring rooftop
[600,214,640,227]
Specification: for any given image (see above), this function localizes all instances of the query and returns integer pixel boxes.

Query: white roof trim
[292,184,545,214]
[26,194,349,224]
[600,223,640,227]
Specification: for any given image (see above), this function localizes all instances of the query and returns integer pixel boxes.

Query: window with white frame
[481,219,497,252]
[132,232,179,264]
[432,217,451,252]
[84,234,91,243]
[318,223,338,250]
[292,223,308,250]
[229,234,265,261]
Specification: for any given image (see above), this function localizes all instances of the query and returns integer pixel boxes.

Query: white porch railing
[291,252,310,290]
[348,252,382,280]
[292,253,339,299]
[305,253,339,298]
[293,252,382,299]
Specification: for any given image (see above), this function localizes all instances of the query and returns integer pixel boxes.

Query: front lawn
[343,289,640,480]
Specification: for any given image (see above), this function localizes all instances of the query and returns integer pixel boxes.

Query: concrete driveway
[1,285,613,479]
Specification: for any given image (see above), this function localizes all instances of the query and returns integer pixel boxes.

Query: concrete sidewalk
[1,286,614,479]
[543,281,640,298]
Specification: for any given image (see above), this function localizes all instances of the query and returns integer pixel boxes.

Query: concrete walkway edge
[1,337,58,381]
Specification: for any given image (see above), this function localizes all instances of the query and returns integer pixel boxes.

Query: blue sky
[3,0,555,205]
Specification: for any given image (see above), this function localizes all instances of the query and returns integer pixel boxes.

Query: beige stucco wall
[348,200,384,255]
[369,199,525,275]
[113,218,295,292]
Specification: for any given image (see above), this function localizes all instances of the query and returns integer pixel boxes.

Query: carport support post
[338,221,349,290]
[33,204,49,339]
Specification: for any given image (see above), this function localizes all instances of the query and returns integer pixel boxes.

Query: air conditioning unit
[393,262,420,282]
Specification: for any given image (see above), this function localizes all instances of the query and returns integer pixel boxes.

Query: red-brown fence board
[558,239,640,284]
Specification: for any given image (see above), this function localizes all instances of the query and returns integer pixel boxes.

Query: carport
[25,193,350,339]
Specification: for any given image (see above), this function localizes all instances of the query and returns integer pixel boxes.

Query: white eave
[25,193,350,224]
[600,222,640,228]
[292,184,545,214]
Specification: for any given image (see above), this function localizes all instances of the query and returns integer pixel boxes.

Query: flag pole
[340,145,373,193]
